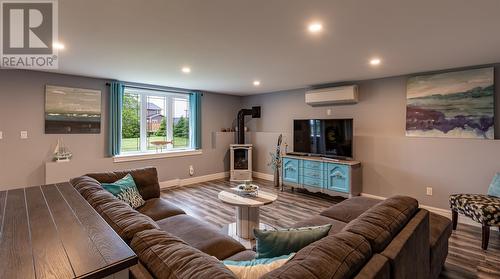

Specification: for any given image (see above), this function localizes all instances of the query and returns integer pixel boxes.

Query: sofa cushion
[96,198,160,242]
[137,198,185,221]
[261,231,372,279]
[157,214,246,260]
[86,167,160,200]
[70,175,104,200]
[342,196,418,253]
[130,229,237,279]
[320,196,381,223]
[429,213,452,279]
[292,215,347,235]
[254,225,332,259]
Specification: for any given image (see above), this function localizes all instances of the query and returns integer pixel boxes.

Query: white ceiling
[53,0,500,95]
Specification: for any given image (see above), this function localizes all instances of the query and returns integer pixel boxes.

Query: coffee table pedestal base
[236,206,260,239]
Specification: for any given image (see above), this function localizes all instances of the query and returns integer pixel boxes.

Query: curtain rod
[105,82,193,94]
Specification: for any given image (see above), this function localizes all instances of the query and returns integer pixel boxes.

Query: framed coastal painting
[45,85,102,134]
[406,67,494,139]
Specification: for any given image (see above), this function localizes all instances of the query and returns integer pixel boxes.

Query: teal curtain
[189,91,202,149]
[108,81,124,156]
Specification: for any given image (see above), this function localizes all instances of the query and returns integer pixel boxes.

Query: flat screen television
[293,119,353,159]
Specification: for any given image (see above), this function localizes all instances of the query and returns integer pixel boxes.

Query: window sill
[113,149,202,163]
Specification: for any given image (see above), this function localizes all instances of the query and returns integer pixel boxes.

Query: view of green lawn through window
[120,89,190,154]
[121,136,189,152]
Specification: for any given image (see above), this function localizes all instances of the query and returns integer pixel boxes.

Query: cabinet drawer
[302,176,322,188]
[282,158,299,184]
[303,160,322,170]
[325,163,350,193]
[302,168,322,179]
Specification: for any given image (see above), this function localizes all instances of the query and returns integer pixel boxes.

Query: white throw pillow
[223,253,295,279]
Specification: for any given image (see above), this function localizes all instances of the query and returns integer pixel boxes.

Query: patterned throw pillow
[101,174,145,208]
[487,173,500,198]
[223,253,295,279]
[253,224,332,259]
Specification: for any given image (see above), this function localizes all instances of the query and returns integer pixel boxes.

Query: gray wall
[241,67,500,209]
[2,67,499,209]
[0,70,241,189]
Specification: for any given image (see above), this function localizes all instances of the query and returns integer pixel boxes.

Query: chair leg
[451,210,458,230]
[482,225,490,250]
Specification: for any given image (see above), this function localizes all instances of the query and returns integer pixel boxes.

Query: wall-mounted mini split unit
[305,85,359,106]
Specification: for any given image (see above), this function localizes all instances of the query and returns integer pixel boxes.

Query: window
[120,87,191,154]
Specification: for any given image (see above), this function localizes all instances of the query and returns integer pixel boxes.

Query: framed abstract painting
[406,67,494,139]
[45,85,102,134]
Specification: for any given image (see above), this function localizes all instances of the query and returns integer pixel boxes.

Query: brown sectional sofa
[292,197,451,279]
[70,167,452,279]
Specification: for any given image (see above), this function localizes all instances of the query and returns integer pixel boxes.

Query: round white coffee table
[218,189,278,240]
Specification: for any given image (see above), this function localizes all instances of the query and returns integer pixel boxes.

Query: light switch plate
[0,131,3,139]
[20,131,28,139]
[426,187,433,196]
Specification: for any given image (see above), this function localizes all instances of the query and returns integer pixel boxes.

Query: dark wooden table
[0,182,138,279]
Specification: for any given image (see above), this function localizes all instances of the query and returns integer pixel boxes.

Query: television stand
[281,154,361,198]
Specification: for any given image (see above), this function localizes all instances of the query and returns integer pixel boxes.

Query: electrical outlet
[326,109,332,116]
[189,165,195,176]
[426,187,433,196]
[20,131,28,139]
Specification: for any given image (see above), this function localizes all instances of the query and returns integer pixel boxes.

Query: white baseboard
[360,193,481,228]
[160,171,273,189]
[159,172,229,189]
[253,171,274,181]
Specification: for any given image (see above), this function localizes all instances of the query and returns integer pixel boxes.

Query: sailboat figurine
[53,138,72,162]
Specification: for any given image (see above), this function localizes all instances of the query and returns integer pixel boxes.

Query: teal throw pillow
[487,173,500,198]
[223,253,295,279]
[101,174,145,208]
[254,224,332,259]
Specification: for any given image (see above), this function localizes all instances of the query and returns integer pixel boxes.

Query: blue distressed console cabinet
[281,155,362,198]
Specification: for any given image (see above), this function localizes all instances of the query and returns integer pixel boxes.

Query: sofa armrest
[354,254,390,279]
[380,209,430,279]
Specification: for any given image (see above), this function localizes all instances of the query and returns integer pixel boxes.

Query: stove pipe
[237,106,261,144]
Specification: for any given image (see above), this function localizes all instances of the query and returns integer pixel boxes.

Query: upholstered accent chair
[449,193,500,250]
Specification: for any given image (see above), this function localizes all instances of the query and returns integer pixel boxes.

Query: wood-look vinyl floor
[160,178,500,279]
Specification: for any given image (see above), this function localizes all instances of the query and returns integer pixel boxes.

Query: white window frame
[115,87,200,162]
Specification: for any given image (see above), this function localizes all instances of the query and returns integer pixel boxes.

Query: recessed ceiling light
[308,22,323,33]
[253,80,261,86]
[181,66,191,73]
[53,42,65,50]
[370,58,381,66]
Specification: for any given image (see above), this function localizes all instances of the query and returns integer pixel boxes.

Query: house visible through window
[121,87,191,154]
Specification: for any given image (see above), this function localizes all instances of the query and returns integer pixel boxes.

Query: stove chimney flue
[237,106,261,144]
